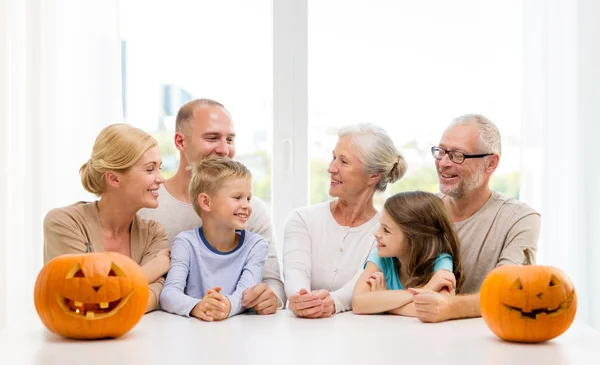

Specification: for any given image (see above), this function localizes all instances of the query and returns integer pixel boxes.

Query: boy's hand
[190,287,229,321]
[205,287,231,321]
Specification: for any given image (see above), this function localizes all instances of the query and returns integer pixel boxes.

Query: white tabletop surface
[0,310,598,365]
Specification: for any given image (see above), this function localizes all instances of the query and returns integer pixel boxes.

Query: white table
[0,310,598,365]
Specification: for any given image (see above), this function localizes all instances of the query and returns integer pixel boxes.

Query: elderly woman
[283,124,407,317]
[43,124,170,313]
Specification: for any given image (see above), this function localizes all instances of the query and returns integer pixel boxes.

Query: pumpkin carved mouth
[56,290,133,320]
[502,292,575,320]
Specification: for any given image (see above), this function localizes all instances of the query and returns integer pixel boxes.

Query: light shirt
[438,190,541,293]
[365,248,453,290]
[283,201,380,313]
[139,184,286,306]
[159,228,268,318]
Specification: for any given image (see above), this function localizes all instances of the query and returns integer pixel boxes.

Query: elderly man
[139,98,285,314]
[409,114,541,322]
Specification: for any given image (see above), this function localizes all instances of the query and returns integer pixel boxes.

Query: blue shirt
[159,227,268,318]
[364,247,453,290]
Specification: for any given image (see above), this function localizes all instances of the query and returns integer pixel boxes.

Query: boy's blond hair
[188,157,252,217]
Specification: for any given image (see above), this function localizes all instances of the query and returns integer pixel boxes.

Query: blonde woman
[43,124,170,313]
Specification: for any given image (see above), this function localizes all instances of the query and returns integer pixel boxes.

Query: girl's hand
[424,270,456,293]
[366,272,387,291]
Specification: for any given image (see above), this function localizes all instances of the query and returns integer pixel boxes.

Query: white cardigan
[283,201,380,313]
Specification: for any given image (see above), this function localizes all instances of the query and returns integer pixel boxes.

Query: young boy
[159,158,268,321]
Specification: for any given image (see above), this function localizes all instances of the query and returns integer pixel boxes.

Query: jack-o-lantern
[34,252,148,339]
[480,249,577,343]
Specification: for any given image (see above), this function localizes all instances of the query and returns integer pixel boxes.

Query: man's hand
[190,287,230,321]
[408,288,452,323]
[241,283,278,315]
[424,270,456,293]
[366,272,387,292]
[311,289,335,318]
[288,288,324,318]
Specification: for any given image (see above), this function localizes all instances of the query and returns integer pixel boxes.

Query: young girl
[352,191,464,316]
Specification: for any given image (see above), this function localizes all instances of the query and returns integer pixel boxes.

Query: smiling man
[408,114,541,322]
[139,98,285,314]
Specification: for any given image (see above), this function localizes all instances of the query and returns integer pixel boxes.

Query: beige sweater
[439,190,541,294]
[43,201,169,308]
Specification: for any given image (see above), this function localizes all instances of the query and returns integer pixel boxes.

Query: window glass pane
[309,0,523,206]
[120,0,273,205]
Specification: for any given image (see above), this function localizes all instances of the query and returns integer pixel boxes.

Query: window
[119,0,273,205]
[308,0,523,206]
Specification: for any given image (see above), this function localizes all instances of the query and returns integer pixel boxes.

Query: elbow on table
[351,296,369,315]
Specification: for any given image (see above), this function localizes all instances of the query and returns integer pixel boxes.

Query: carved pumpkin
[34,252,148,339]
[480,250,577,343]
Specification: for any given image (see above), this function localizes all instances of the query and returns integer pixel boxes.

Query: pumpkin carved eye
[550,275,561,287]
[73,269,85,278]
[109,263,126,277]
[511,278,523,290]
[65,263,84,279]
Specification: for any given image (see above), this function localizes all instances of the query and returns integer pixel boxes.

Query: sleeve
[364,247,383,270]
[330,268,364,314]
[247,198,286,308]
[282,210,313,300]
[496,212,542,266]
[433,253,454,272]
[159,238,201,317]
[226,239,269,317]
[43,208,89,263]
[139,220,170,307]
[330,238,375,313]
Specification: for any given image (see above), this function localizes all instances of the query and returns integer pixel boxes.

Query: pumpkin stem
[523,247,533,265]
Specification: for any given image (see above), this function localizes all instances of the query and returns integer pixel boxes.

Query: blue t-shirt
[364,247,453,290]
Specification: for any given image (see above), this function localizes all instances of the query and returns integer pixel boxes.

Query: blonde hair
[80,124,157,196]
[175,98,228,136]
[189,157,252,217]
[338,123,407,192]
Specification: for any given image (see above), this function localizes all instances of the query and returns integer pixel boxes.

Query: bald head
[175,98,230,136]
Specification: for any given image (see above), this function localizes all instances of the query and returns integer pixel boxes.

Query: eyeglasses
[431,146,493,164]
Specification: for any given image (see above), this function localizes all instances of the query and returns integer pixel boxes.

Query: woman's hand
[366,272,387,292]
[156,248,171,258]
[288,288,324,318]
[311,289,335,318]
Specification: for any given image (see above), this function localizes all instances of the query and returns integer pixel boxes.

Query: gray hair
[450,114,502,156]
[338,123,407,192]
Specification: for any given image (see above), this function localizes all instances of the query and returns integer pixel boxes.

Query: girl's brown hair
[383,191,464,293]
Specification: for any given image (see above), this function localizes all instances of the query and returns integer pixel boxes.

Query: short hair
[79,124,157,196]
[449,114,502,156]
[338,123,407,192]
[188,157,252,217]
[175,98,228,136]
